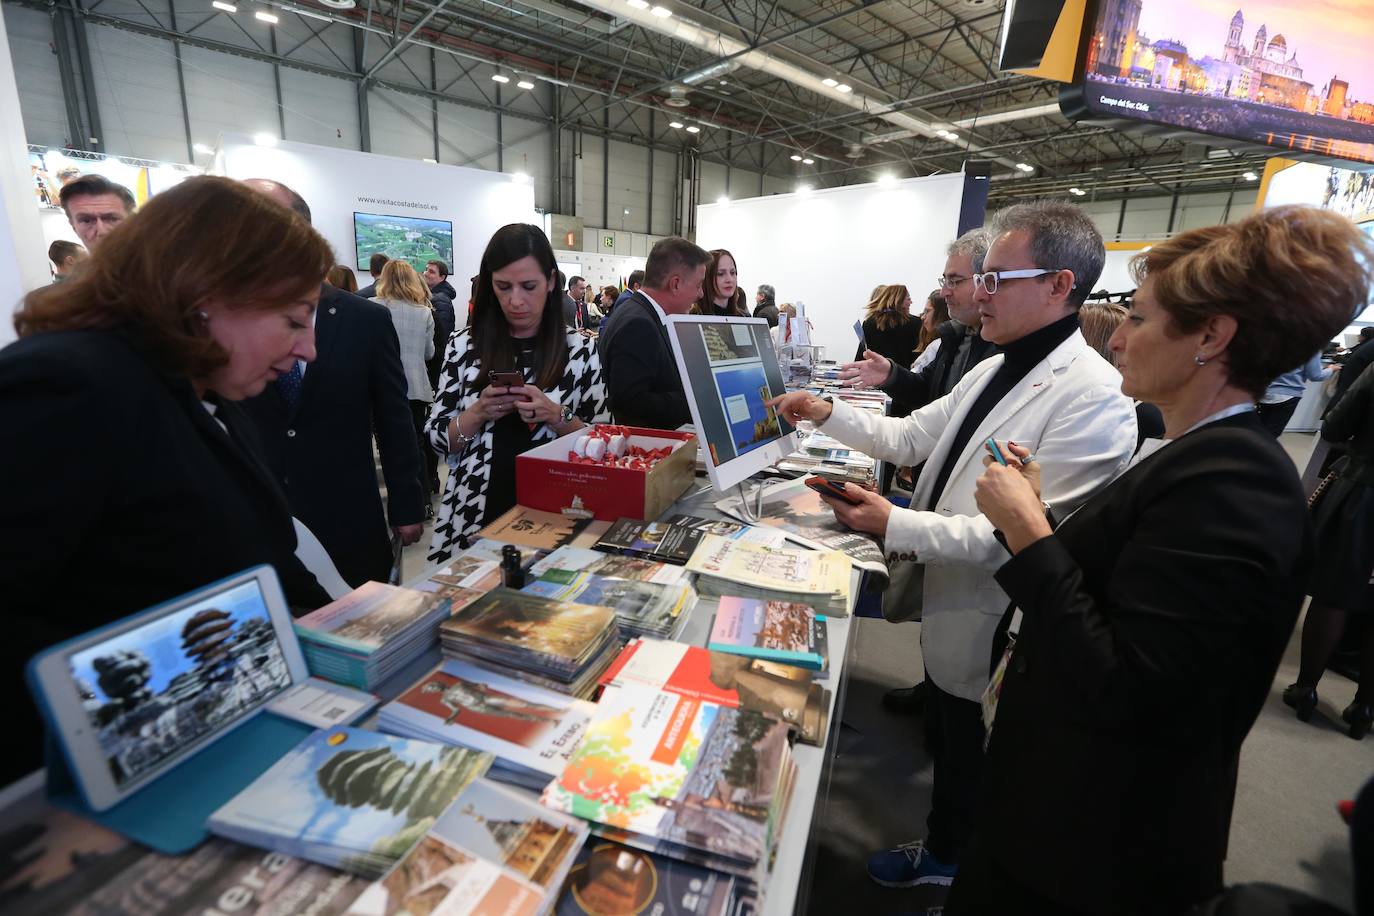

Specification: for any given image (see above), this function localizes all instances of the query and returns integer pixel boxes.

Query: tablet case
[27,565,333,854]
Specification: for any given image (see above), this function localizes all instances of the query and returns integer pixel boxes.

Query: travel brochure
[522,570,696,640]
[478,505,591,552]
[378,658,597,790]
[594,514,784,566]
[716,477,889,584]
[708,597,829,672]
[530,545,691,586]
[207,727,493,878]
[601,637,830,746]
[556,838,736,916]
[540,681,796,874]
[293,582,453,690]
[686,533,852,616]
[346,778,586,916]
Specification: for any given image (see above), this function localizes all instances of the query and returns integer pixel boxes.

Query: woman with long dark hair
[694,248,748,316]
[427,224,608,559]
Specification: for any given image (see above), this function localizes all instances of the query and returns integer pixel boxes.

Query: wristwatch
[559,404,576,425]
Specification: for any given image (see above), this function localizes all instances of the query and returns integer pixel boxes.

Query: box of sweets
[516,424,698,522]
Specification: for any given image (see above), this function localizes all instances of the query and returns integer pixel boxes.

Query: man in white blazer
[772,201,1137,891]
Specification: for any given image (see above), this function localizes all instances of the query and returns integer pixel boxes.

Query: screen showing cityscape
[353,212,454,273]
[1068,0,1374,163]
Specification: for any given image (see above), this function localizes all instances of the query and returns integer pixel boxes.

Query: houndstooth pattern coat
[427,327,608,561]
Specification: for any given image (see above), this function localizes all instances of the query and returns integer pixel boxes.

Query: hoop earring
[1194,355,1207,366]
[197,310,210,322]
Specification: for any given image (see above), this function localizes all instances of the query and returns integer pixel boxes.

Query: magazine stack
[377,657,598,791]
[439,589,622,698]
[520,547,697,641]
[556,837,738,916]
[346,778,587,916]
[293,582,454,690]
[685,534,852,616]
[206,727,493,878]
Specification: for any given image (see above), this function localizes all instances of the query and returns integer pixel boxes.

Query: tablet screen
[66,579,294,788]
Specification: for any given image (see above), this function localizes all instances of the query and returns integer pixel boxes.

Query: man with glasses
[770,201,1136,893]
[842,228,1000,717]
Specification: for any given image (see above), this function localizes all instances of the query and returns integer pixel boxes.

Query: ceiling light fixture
[626,0,649,6]
[1243,170,1258,181]
[254,9,278,22]
[835,83,852,93]
[802,157,814,165]
[211,1,237,11]
[193,142,215,155]
[668,121,684,129]
[491,72,510,84]
[821,78,838,87]
[512,171,531,183]
[790,154,802,161]
[517,79,535,90]
[254,132,277,147]
[796,183,813,196]
[650,5,672,16]
[1015,162,1034,173]
[1069,187,1087,196]
[717,195,730,206]
[877,172,896,187]
[422,157,437,163]
[685,124,700,133]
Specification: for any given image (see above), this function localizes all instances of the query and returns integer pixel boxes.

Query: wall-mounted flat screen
[1063,0,1374,164]
[353,212,454,272]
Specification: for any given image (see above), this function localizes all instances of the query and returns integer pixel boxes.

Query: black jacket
[980,412,1308,914]
[0,328,330,783]
[753,302,779,327]
[427,291,456,389]
[242,286,424,587]
[597,291,690,429]
[884,320,997,410]
[1333,337,1374,407]
[856,316,921,368]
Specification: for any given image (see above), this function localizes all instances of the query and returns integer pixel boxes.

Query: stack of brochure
[293,582,453,690]
[347,778,587,916]
[207,727,493,878]
[708,596,829,673]
[378,657,598,791]
[522,569,696,641]
[439,588,621,698]
[540,681,797,880]
[685,534,852,616]
[593,514,784,566]
[555,837,736,916]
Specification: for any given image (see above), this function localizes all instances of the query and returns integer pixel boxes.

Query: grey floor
[804,432,1373,915]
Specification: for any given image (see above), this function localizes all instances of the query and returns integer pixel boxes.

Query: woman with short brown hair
[956,205,1372,914]
[2,175,334,782]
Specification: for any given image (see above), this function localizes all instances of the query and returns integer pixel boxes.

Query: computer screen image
[66,579,294,788]
[353,212,454,273]
[666,316,797,492]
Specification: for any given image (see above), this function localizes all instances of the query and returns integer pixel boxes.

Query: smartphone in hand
[985,437,1009,466]
[489,370,524,389]
[805,475,864,505]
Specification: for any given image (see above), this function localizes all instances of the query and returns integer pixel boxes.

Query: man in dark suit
[357,252,387,299]
[598,237,710,429]
[564,274,592,331]
[241,179,425,587]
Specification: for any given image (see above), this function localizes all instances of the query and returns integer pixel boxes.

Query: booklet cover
[531,545,690,585]
[478,505,591,552]
[685,535,850,603]
[523,571,695,638]
[294,582,451,654]
[599,638,830,746]
[540,683,792,866]
[555,838,735,916]
[380,658,596,780]
[347,778,587,916]
[207,727,493,878]
[441,588,617,670]
[707,598,826,670]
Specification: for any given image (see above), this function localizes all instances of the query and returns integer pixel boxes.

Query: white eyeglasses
[972,267,1072,295]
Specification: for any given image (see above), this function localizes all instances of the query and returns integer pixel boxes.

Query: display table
[0,476,866,916]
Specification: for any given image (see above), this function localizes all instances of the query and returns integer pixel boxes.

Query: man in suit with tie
[771,201,1136,892]
[597,237,710,429]
[240,179,425,588]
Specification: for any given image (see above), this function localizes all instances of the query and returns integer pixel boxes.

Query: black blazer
[242,286,424,587]
[980,412,1308,914]
[597,291,691,429]
[856,316,921,367]
[884,321,998,410]
[0,328,330,783]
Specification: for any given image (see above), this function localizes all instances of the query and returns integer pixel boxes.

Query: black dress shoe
[1342,701,1373,740]
[1282,683,1318,723]
[883,681,929,715]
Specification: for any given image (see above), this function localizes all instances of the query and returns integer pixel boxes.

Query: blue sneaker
[866,839,959,888]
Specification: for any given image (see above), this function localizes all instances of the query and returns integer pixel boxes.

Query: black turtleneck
[925,312,1080,510]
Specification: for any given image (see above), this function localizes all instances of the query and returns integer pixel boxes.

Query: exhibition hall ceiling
[22,0,1274,201]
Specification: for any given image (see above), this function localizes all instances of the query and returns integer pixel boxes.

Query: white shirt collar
[638,290,669,324]
[1129,402,1256,468]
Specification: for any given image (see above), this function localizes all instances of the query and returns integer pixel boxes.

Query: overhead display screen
[1063,0,1374,164]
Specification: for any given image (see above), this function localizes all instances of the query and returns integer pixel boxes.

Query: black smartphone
[805,475,864,505]
[489,370,524,389]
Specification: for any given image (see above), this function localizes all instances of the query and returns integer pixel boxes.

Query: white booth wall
[696,174,966,361]
[215,134,538,307]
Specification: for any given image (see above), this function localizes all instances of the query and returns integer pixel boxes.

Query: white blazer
[822,329,1137,702]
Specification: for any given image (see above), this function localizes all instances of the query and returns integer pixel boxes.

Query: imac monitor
[353,211,454,273]
[665,315,798,491]
[27,566,308,811]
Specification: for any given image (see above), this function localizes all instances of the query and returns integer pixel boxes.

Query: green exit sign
[603,235,614,248]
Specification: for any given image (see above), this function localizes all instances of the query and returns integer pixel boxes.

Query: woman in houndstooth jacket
[427,224,608,560]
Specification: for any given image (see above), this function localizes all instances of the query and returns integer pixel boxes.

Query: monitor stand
[733,477,769,523]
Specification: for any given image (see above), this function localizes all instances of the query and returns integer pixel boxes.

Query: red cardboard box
[516,426,698,522]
